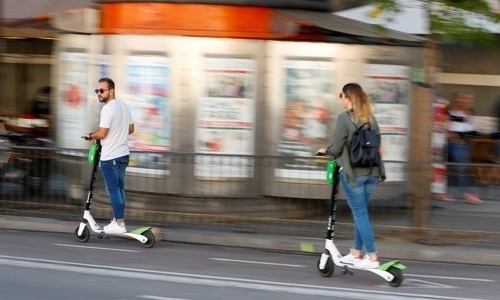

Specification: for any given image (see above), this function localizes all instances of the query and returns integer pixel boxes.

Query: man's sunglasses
[95,88,110,94]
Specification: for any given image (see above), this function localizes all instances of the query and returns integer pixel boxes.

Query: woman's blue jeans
[100,155,129,221]
[448,142,477,195]
[339,172,378,254]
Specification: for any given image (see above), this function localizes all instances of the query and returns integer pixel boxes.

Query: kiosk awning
[277,9,426,46]
[2,0,97,38]
[3,1,425,45]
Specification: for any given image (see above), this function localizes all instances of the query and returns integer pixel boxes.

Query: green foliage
[371,0,500,46]
[442,0,493,16]
[371,0,399,12]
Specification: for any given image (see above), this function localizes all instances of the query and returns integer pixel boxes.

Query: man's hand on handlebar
[82,134,93,141]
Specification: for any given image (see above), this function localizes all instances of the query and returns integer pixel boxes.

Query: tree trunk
[408,36,437,237]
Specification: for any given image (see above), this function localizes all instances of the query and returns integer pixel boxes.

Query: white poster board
[195,57,256,178]
[56,52,89,149]
[365,64,411,181]
[275,60,336,180]
[124,55,171,175]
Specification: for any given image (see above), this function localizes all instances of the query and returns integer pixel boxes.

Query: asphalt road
[1,230,499,300]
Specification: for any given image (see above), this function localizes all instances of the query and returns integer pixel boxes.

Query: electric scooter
[74,138,155,248]
[316,158,405,287]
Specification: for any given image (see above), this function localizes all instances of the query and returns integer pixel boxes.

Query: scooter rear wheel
[317,256,334,277]
[74,226,90,243]
[141,230,155,248]
[387,266,404,287]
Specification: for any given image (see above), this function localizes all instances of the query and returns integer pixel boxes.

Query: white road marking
[211,258,495,283]
[139,296,189,300]
[396,278,454,289]
[53,243,141,253]
[209,257,306,268]
[406,273,495,283]
[0,255,489,300]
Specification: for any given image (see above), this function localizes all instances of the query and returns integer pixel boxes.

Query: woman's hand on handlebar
[315,148,328,156]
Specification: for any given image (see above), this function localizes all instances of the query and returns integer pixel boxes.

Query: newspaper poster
[381,134,408,182]
[124,55,171,175]
[195,57,256,178]
[275,60,336,180]
[364,64,411,105]
[57,52,89,149]
[381,134,408,161]
[364,64,411,181]
[431,98,449,194]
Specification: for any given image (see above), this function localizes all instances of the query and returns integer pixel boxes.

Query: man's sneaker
[103,221,126,234]
[102,219,115,230]
[355,256,380,269]
[340,253,363,265]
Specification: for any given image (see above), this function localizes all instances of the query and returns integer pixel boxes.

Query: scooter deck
[340,260,405,271]
[96,227,153,245]
[97,226,152,236]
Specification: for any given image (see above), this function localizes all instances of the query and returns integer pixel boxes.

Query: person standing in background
[494,95,500,158]
[84,78,135,233]
[439,92,482,204]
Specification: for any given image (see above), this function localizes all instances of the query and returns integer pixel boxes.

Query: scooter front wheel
[317,256,334,277]
[75,226,90,243]
[141,230,155,248]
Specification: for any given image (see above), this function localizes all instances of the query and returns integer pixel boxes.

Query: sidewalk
[1,215,499,266]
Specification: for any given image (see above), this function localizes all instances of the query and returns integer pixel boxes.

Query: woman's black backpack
[349,123,380,170]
